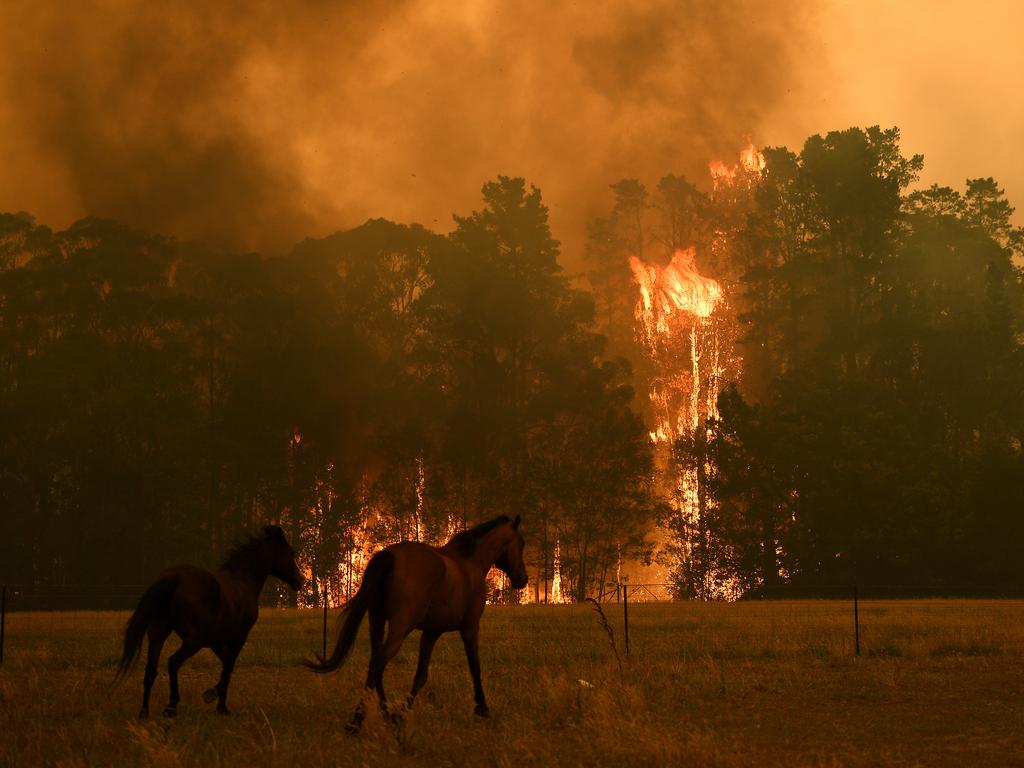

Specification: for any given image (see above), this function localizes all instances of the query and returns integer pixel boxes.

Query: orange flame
[630,247,722,348]
[709,141,765,191]
[550,540,567,604]
[740,142,766,174]
[629,247,724,446]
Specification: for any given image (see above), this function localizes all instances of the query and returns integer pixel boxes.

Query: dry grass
[1,600,1022,767]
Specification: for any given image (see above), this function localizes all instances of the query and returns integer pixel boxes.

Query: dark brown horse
[306,514,527,730]
[116,525,303,717]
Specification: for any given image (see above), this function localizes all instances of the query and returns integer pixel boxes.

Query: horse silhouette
[116,525,303,717]
[306,514,527,731]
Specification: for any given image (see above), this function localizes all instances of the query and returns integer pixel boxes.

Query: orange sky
[0,1,1020,255]
[767,0,1024,220]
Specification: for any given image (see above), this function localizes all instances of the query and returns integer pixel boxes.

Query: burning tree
[629,245,733,598]
[271,178,660,606]
[588,144,763,600]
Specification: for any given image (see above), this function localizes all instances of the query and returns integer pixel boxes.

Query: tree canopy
[3,126,1023,605]
[0,179,657,607]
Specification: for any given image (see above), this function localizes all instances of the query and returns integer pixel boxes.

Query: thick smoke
[0,0,815,256]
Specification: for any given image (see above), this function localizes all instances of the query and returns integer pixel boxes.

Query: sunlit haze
[3,1,1018,255]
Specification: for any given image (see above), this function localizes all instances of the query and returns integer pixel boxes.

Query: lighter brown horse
[306,514,527,731]
[115,525,303,717]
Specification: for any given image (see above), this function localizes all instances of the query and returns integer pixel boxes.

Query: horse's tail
[113,576,176,685]
[305,550,394,674]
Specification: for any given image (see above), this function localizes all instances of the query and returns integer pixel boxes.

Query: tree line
[586,126,1024,596]
[3,125,1023,605]
[0,177,656,607]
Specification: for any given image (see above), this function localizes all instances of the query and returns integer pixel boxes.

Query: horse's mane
[221,536,266,571]
[445,515,511,557]
[221,526,286,572]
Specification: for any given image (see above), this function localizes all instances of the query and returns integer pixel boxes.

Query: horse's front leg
[460,626,488,717]
[204,644,241,714]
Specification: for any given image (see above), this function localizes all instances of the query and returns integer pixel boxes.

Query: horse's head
[494,514,528,590]
[263,525,304,591]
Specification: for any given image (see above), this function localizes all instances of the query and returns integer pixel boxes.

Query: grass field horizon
[1,600,1021,767]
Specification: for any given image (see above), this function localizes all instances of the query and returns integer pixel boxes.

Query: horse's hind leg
[139,625,170,718]
[163,639,201,717]
[347,612,386,734]
[407,631,440,708]
[348,616,412,732]
[372,624,414,724]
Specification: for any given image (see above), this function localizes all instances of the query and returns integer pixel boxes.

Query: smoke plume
[0,0,816,257]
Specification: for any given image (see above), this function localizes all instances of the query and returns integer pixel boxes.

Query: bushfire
[627,143,764,600]
[300,144,765,605]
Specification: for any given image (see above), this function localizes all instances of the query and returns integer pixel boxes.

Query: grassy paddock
[0,600,1021,767]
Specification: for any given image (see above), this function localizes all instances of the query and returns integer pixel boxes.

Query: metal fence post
[322,584,329,661]
[1,584,6,666]
[622,585,630,658]
[853,585,860,656]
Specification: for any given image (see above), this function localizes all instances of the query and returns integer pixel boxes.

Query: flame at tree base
[550,540,566,604]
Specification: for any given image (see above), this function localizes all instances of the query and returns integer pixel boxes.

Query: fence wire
[1,581,1020,672]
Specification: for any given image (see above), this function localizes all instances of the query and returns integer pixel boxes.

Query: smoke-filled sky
[767,0,1024,228]
[1,0,1020,259]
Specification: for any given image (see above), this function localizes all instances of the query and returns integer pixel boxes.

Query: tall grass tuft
[585,597,623,676]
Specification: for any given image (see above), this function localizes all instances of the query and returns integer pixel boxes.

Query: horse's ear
[264,525,285,540]
[512,514,521,530]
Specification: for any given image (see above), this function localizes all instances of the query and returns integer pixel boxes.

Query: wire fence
[1,581,1017,614]
[0,584,155,612]
[619,583,674,602]
[1,580,1020,670]
[588,582,1023,604]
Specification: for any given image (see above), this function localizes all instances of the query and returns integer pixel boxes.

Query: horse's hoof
[344,722,362,735]
[474,705,490,718]
[138,708,149,719]
[162,707,177,718]
[216,705,231,716]
[202,687,218,704]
